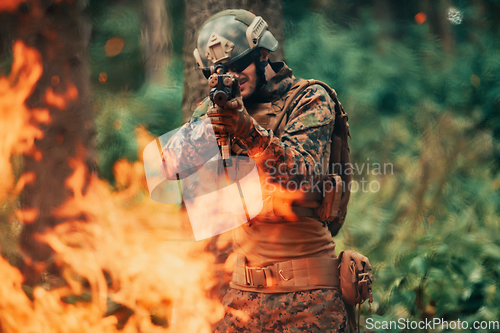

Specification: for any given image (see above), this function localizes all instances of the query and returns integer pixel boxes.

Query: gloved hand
[206,97,254,139]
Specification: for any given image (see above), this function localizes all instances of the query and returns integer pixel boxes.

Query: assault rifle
[207,63,240,167]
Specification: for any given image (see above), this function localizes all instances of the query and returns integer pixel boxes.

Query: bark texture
[142,0,171,83]
[13,0,94,284]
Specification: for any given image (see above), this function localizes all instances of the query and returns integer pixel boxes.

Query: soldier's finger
[206,105,226,116]
[224,98,243,110]
[211,124,235,134]
[208,109,237,119]
[209,117,235,127]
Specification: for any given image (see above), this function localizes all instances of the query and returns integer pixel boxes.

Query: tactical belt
[232,256,340,292]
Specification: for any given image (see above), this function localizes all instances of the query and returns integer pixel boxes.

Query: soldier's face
[228,63,258,100]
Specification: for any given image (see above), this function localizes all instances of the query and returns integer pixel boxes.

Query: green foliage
[90,4,145,92]
[94,68,183,183]
[94,91,139,182]
[134,56,185,137]
[285,8,500,332]
[91,3,184,183]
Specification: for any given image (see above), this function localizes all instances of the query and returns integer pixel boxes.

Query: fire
[0,21,306,333]
[0,0,25,12]
[0,41,50,203]
[268,185,305,221]
[0,253,120,332]
[3,153,224,332]
[0,41,223,332]
[45,81,79,110]
[38,153,223,332]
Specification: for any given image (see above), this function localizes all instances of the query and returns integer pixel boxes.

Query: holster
[316,174,345,235]
[317,174,342,221]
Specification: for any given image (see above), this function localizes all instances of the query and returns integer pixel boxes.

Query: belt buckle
[263,267,274,287]
[245,266,254,286]
[245,267,269,287]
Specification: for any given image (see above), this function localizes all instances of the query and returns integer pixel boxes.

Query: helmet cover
[193,9,278,70]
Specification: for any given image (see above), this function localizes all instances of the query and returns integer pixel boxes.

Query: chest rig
[232,79,352,237]
[231,82,301,155]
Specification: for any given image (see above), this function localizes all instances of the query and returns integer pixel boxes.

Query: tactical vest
[234,79,352,236]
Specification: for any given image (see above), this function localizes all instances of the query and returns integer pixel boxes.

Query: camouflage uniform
[215,288,346,333]
[191,62,335,191]
[171,61,347,333]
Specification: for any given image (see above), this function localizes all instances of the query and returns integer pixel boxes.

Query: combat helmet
[194,9,278,78]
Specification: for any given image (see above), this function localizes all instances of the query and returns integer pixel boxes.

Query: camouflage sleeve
[189,97,211,122]
[161,98,217,179]
[240,85,335,190]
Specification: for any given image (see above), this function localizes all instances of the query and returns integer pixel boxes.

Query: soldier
[165,9,347,333]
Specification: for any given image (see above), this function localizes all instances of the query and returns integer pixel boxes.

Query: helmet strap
[254,51,269,91]
[241,49,269,104]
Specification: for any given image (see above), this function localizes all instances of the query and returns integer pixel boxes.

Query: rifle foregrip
[217,134,232,166]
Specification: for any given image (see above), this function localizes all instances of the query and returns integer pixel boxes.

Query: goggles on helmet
[202,50,257,79]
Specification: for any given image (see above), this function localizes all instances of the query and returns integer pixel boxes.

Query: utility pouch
[317,174,346,236]
[317,174,343,222]
[339,250,374,333]
[339,250,373,305]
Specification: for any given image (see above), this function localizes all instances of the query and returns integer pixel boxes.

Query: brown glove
[206,97,253,139]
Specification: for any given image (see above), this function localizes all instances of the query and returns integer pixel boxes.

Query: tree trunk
[142,0,171,83]
[436,0,454,53]
[181,0,285,121]
[13,0,94,285]
[421,0,455,53]
[0,12,16,63]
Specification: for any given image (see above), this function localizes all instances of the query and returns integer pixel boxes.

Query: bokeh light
[113,120,122,130]
[470,74,480,88]
[105,37,125,57]
[98,72,107,83]
[447,7,463,25]
[415,12,427,24]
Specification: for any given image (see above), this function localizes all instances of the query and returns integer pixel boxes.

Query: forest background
[1,0,500,332]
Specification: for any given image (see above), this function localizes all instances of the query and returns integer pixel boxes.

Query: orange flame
[43,155,224,332]
[45,81,78,109]
[1,152,224,332]
[0,41,224,331]
[0,0,25,12]
[0,41,50,202]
